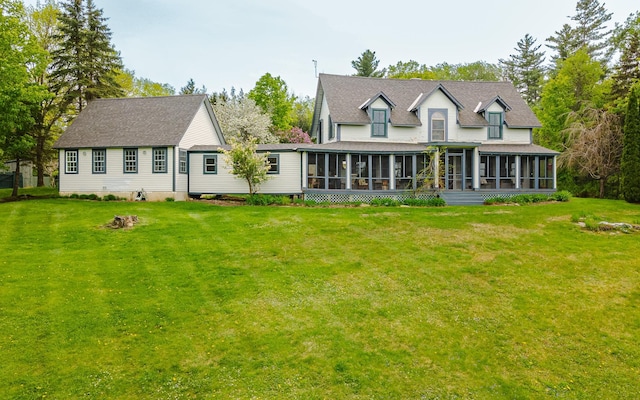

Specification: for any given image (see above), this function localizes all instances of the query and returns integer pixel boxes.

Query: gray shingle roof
[318,74,541,128]
[54,95,219,149]
[478,143,559,155]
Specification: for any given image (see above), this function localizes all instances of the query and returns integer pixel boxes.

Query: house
[54,75,557,204]
[54,95,226,201]
[302,74,558,204]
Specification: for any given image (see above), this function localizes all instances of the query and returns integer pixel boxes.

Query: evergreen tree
[621,84,640,203]
[51,0,122,113]
[546,24,579,66]
[611,13,640,100]
[351,49,386,77]
[500,34,546,105]
[179,78,207,95]
[571,0,612,61]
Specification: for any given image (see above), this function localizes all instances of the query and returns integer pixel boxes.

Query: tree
[116,69,175,97]
[212,97,277,144]
[248,73,294,132]
[535,49,605,151]
[220,138,271,195]
[621,84,640,203]
[386,60,434,79]
[292,95,314,133]
[610,12,640,101]
[559,108,623,198]
[351,49,386,77]
[26,0,67,186]
[546,24,579,67]
[429,61,502,81]
[0,0,49,196]
[179,78,207,95]
[50,0,123,114]
[276,127,312,144]
[571,0,612,61]
[500,34,546,105]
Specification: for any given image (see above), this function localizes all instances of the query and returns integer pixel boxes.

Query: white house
[54,75,557,204]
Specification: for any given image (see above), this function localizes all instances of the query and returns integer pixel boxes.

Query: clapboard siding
[189,151,302,195]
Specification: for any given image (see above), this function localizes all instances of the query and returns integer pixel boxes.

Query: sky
[24,0,639,98]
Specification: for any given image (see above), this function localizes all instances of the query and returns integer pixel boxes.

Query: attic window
[371,109,387,137]
[431,112,445,141]
[488,112,503,139]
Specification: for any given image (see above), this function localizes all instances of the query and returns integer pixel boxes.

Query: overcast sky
[24,0,639,98]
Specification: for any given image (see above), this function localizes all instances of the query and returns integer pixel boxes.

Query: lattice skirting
[478,190,555,201]
[304,192,438,203]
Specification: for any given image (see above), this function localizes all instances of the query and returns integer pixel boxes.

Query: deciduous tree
[220,138,271,195]
[212,97,277,144]
[248,73,294,132]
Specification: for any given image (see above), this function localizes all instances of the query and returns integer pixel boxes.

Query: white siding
[179,101,222,148]
[58,147,178,199]
[318,95,331,143]
[189,151,302,195]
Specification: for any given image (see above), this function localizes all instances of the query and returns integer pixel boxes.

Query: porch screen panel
[520,156,535,189]
[372,155,390,190]
[464,150,473,190]
[480,155,497,189]
[499,155,516,189]
[351,154,370,190]
[539,156,554,189]
[328,154,347,189]
[395,155,414,190]
[308,153,326,189]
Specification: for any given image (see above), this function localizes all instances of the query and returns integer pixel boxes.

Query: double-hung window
[124,148,138,173]
[328,115,334,140]
[179,150,187,174]
[92,149,106,174]
[153,148,167,173]
[203,154,217,174]
[371,109,387,137]
[65,150,78,174]
[488,112,503,139]
[431,111,446,141]
[267,154,279,174]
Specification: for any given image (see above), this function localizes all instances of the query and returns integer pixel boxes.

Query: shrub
[103,194,117,201]
[552,190,572,202]
[69,193,79,199]
[371,198,400,207]
[427,197,447,207]
[165,197,175,202]
[246,194,291,206]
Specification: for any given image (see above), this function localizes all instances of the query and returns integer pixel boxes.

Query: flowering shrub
[277,127,312,144]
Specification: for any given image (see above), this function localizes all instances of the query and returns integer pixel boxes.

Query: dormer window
[371,109,387,137]
[488,112,503,139]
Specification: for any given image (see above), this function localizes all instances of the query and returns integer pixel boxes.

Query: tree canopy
[352,49,386,77]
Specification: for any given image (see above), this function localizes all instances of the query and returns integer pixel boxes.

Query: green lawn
[1,196,639,399]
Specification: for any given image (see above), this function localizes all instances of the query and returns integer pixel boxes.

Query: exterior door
[447,153,463,190]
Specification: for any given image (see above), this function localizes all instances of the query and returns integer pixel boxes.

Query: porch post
[345,154,351,190]
[390,155,395,190]
[302,152,308,189]
[433,148,440,189]
[473,147,480,190]
[515,155,521,189]
[553,156,557,190]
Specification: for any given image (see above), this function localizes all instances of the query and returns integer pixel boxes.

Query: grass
[1,195,640,398]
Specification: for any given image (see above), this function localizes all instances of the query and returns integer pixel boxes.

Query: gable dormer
[359,92,396,138]
[408,84,463,142]
[474,96,512,140]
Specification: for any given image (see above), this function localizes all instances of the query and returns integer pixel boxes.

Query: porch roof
[302,141,428,154]
[478,143,559,155]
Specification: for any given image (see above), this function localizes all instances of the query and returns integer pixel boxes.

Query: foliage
[50,0,124,113]
[535,49,605,151]
[570,0,613,62]
[245,194,291,206]
[351,49,386,77]
[0,0,50,197]
[385,60,502,81]
[292,95,314,133]
[546,24,579,66]
[500,34,546,105]
[385,60,435,80]
[416,146,445,191]
[621,84,640,203]
[179,78,206,95]
[248,73,295,132]
[559,108,623,198]
[484,192,570,205]
[220,138,272,195]
[116,69,175,97]
[610,12,640,102]
[212,97,277,144]
[276,127,312,144]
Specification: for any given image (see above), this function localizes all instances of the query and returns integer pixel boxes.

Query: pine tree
[611,13,640,100]
[546,24,579,66]
[51,0,122,113]
[500,34,546,105]
[571,0,612,61]
[621,84,640,203]
[351,49,386,77]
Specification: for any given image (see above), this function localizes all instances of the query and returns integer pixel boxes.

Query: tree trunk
[36,130,45,187]
[12,156,20,198]
[599,177,606,199]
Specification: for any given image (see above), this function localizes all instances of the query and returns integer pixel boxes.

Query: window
[431,111,446,141]
[153,148,167,173]
[488,112,503,139]
[203,154,217,174]
[124,148,138,173]
[267,154,279,174]
[328,115,334,140]
[371,109,387,137]
[92,149,106,174]
[179,150,187,174]
[65,150,78,174]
